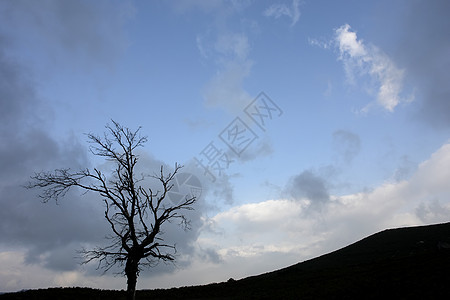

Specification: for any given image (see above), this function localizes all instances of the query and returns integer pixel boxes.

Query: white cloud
[308,37,331,49]
[188,1,258,114]
[206,141,450,271]
[214,33,250,61]
[197,33,250,62]
[215,199,302,225]
[264,0,301,27]
[335,25,367,58]
[334,24,408,113]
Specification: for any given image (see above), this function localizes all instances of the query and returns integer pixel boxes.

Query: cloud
[0,140,207,278]
[203,60,253,112]
[0,46,35,130]
[200,32,254,113]
[180,158,235,207]
[215,199,302,229]
[0,1,120,274]
[0,177,109,269]
[0,0,205,287]
[334,24,408,113]
[263,0,301,27]
[392,0,450,128]
[207,141,450,273]
[184,0,257,114]
[0,29,100,275]
[172,0,252,14]
[233,136,274,163]
[0,0,134,71]
[308,37,332,50]
[332,130,361,164]
[172,0,225,13]
[214,33,251,61]
[193,3,277,188]
[393,155,417,182]
[416,199,450,224]
[286,170,330,209]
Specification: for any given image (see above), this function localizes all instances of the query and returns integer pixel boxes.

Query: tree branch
[27,120,197,286]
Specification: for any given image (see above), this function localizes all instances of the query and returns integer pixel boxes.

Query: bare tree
[27,121,196,300]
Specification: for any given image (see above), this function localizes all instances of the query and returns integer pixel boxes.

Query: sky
[1,0,450,293]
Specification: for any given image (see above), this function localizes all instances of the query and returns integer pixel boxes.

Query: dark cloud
[0,44,35,128]
[0,0,205,278]
[1,136,207,275]
[416,199,450,223]
[42,243,83,271]
[231,136,274,163]
[393,0,450,128]
[200,247,223,264]
[287,170,330,207]
[0,177,109,271]
[181,158,235,206]
[0,0,134,70]
[332,130,361,164]
[0,128,83,184]
[0,33,101,273]
[211,175,235,205]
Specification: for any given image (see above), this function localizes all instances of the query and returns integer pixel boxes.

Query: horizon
[1,0,450,293]
[2,220,450,295]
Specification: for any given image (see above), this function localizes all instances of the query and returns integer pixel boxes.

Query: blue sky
[1,0,449,292]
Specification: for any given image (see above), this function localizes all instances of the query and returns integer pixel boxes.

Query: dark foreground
[2,222,450,299]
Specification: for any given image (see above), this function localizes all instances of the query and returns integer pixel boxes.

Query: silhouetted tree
[27,121,196,300]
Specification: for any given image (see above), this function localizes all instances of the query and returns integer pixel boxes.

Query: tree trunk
[125,257,139,300]
[126,273,137,300]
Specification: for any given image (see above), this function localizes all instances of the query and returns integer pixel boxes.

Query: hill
[2,222,450,299]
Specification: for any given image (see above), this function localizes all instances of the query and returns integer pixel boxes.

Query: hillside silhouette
[2,222,450,299]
